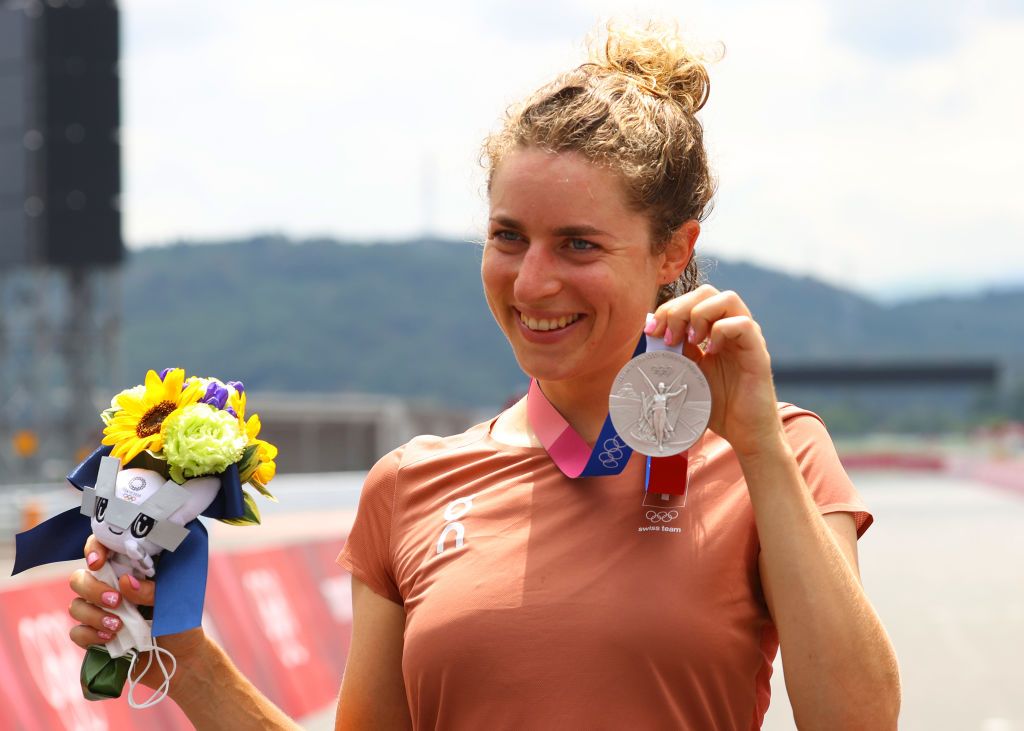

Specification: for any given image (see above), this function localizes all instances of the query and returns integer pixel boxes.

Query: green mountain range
[121,236,1023,425]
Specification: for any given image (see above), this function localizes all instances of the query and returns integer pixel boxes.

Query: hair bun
[590,21,716,113]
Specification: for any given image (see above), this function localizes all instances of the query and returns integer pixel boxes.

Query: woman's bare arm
[648,285,901,729]
[69,537,300,730]
[746,438,901,730]
[335,576,411,730]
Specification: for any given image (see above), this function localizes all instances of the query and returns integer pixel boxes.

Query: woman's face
[483,148,673,387]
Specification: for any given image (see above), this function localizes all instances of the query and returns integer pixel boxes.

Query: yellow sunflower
[240,412,278,487]
[101,368,203,465]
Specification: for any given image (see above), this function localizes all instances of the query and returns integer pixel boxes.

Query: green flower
[161,402,247,483]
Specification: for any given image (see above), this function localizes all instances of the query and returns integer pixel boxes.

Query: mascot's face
[90,468,166,556]
[89,467,220,556]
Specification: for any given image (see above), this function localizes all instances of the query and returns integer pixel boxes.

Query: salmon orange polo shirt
[337,403,872,730]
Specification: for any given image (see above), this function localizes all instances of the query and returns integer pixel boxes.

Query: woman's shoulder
[776,401,825,424]
[384,417,501,473]
[775,401,837,447]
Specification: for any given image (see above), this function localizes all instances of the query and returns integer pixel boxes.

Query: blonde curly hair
[483,21,719,305]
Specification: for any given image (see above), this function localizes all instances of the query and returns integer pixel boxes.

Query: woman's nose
[513,245,561,302]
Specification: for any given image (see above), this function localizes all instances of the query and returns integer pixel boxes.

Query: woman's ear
[658,220,700,285]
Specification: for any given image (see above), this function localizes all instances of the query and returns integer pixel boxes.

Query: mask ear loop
[126,637,177,709]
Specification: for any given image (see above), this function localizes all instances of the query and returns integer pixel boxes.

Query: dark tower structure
[0,0,122,482]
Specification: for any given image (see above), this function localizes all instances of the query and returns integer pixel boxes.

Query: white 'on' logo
[437,494,476,555]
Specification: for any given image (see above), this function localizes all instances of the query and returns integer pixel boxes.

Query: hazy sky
[121,0,1023,297]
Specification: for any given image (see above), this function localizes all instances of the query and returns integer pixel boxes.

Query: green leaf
[236,444,260,484]
[219,489,261,527]
[246,473,277,502]
[80,645,131,700]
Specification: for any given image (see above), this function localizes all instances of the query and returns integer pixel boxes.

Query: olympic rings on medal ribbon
[597,437,625,469]
[645,510,679,523]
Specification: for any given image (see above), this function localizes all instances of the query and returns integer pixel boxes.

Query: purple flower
[159,367,173,380]
[225,406,238,418]
[227,380,245,395]
[200,381,230,410]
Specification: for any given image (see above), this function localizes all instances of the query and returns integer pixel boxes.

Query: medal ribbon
[526,316,690,495]
[526,334,645,478]
[641,319,690,497]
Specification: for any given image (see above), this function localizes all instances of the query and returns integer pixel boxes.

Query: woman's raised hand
[68,535,207,691]
[646,284,782,457]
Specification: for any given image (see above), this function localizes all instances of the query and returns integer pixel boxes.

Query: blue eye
[493,230,522,242]
[568,238,597,251]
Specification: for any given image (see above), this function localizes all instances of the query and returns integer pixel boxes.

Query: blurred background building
[1,0,122,483]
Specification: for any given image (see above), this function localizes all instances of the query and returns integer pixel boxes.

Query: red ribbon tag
[647,452,688,496]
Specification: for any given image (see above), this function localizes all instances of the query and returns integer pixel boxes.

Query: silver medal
[609,351,711,457]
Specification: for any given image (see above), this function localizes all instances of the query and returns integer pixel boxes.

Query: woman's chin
[511,350,588,384]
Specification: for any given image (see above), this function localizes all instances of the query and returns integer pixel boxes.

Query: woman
[68,22,901,729]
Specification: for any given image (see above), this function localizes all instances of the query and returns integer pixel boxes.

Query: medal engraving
[609,351,711,456]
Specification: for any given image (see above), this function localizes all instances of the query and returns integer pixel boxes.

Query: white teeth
[520,312,580,331]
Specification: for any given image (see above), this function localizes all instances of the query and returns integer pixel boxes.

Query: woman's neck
[492,372,619,450]
[535,374,616,444]
[493,338,641,449]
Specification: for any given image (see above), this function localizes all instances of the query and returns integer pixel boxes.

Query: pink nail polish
[102,616,120,631]
[664,327,673,344]
[87,552,99,568]
[687,326,698,343]
[127,575,141,591]
[101,591,119,608]
[97,630,112,641]
[644,315,657,334]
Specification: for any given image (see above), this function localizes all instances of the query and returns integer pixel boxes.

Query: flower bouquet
[13,368,279,706]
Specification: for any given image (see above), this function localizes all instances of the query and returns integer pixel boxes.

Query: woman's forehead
[489,149,638,226]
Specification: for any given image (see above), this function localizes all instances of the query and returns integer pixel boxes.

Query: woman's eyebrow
[489,215,611,238]
[552,224,611,238]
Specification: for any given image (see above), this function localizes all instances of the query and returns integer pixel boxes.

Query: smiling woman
[335,20,899,730]
[66,18,900,731]
[482,148,675,397]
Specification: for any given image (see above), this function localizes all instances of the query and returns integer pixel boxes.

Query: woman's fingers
[687,290,752,344]
[118,572,155,606]
[704,316,766,356]
[69,623,114,650]
[68,597,122,636]
[83,534,108,571]
[67,564,156,649]
[70,568,122,610]
[649,285,753,348]
[649,284,716,345]
[67,569,126,648]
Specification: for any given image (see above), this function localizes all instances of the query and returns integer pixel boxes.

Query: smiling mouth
[108,527,124,535]
[517,310,583,332]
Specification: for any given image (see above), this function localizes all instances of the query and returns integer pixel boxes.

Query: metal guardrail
[0,481,78,545]
[773,361,999,386]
